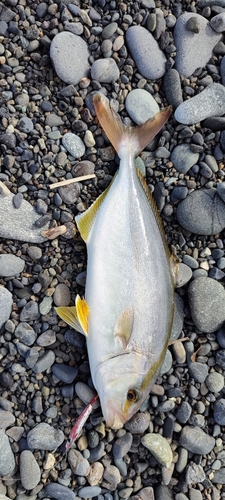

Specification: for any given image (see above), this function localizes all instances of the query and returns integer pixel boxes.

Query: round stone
[50,32,90,85]
[125,89,159,125]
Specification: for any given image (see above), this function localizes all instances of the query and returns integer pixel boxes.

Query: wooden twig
[49,174,96,189]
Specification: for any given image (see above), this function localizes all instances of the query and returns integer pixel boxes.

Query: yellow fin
[75,176,116,242]
[75,295,89,335]
[55,305,87,336]
[114,307,134,349]
[93,93,172,157]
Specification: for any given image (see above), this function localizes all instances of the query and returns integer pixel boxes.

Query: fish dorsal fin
[114,307,134,349]
[75,295,89,335]
[93,93,172,158]
[75,177,116,243]
[55,295,89,337]
[136,168,171,259]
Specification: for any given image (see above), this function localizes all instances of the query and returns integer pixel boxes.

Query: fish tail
[93,94,172,158]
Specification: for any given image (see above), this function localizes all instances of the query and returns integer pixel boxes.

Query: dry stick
[49,174,96,189]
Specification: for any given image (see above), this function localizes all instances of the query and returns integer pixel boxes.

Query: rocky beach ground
[1,0,225,499]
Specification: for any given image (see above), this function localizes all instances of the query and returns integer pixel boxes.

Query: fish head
[94,351,158,429]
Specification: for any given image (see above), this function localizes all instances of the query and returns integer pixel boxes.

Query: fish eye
[127,389,139,403]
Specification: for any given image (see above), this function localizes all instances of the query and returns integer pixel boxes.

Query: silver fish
[56,94,177,430]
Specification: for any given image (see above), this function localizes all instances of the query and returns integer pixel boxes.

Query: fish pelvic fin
[114,307,134,349]
[55,295,89,336]
[93,93,172,158]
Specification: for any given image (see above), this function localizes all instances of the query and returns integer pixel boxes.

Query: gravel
[0,2,225,499]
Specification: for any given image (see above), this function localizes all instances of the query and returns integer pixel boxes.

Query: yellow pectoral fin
[55,295,89,337]
[75,295,89,335]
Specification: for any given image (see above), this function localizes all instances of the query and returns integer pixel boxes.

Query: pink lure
[65,394,98,451]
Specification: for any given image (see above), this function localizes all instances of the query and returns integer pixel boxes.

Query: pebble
[62,132,85,158]
[171,144,199,174]
[32,350,55,373]
[27,423,64,450]
[20,301,40,322]
[102,465,121,491]
[188,277,225,332]
[125,412,150,434]
[0,287,13,329]
[68,449,90,476]
[59,182,81,205]
[87,462,104,486]
[212,468,225,484]
[179,426,215,454]
[15,323,37,346]
[51,363,78,383]
[112,432,133,459]
[0,192,49,243]
[174,12,221,77]
[53,283,71,306]
[78,486,101,498]
[160,349,173,375]
[176,188,225,235]
[210,12,225,32]
[50,32,89,85]
[141,433,173,467]
[126,26,166,79]
[205,372,224,392]
[0,254,25,277]
[91,58,120,83]
[175,84,225,125]
[186,463,205,485]
[27,246,42,260]
[164,69,183,109]
[125,89,159,125]
[45,483,76,500]
[0,430,15,475]
[213,399,225,425]
[176,401,192,424]
[20,450,41,490]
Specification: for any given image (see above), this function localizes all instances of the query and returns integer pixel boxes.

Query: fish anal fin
[55,305,87,336]
[75,176,116,243]
[76,295,89,336]
[114,307,134,349]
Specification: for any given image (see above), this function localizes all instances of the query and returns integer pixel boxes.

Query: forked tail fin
[93,93,172,158]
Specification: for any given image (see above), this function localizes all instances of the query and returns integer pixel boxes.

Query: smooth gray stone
[50,32,89,85]
[27,423,64,450]
[0,192,49,242]
[188,277,225,333]
[91,58,119,83]
[0,287,13,329]
[175,83,225,125]
[20,450,41,490]
[0,254,25,277]
[176,188,225,235]
[125,89,159,124]
[45,482,76,500]
[179,425,215,454]
[171,144,199,173]
[0,430,15,476]
[174,12,221,77]
[126,25,166,79]
[164,69,183,109]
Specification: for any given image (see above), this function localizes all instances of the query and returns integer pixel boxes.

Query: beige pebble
[87,462,104,486]
[43,453,55,470]
[84,130,95,147]
[172,341,186,364]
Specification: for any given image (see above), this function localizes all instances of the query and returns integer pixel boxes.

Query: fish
[65,394,98,451]
[56,93,178,430]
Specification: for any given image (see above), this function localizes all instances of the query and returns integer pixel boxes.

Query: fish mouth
[102,401,126,430]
